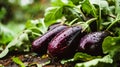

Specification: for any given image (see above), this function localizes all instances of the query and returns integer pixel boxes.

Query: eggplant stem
[69,18,78,26]
[86,18,97,25]
[106,19,120,30]
[79,6,87,21]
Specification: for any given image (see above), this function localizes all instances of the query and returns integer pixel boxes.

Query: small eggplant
[47,23,60,31]
[78,31,110,56]
[47,22,67,31]
[48,26,83,59]
[32,25,68,54]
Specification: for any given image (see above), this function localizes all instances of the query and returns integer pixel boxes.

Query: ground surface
[0,52,74,67]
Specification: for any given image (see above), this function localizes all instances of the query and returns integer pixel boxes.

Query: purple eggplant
[48,26,83,59]
[47,22,67,31]
[32,25,68,54]
[78,31,110,56]
[47,23,60,31]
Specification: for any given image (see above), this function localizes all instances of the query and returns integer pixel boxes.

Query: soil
[0,52,74,67]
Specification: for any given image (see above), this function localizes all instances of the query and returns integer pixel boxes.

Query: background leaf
[26,18,47,34]
[102,36,120,54]
[12,57,25,67]
[51,0,74,7]
[115,0,120,19]
[115,0,120,15]
[81,0,97,17]
[0,23,14,45]
[44,7,63,23]
[0,30,31,58]
[74,52,101,62]
[75,55,113,67]
[102,36,120,62]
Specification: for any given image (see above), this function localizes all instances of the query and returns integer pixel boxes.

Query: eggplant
[78,31,110,56]
[47,23,61,31]
[47,22,67,31]
[32,25,68,54]
[48,26,83,59]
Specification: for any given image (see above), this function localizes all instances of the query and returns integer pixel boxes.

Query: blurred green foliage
[0,0,50,45]
[0,0,50,24]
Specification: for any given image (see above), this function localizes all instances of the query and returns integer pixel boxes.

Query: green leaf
[90,0,109,9]
[75,55,113,67]
[102,36,120,62]
[0,30,31,58]
[45,0,75,23]
[115,0,120,15]
[102,36,120,63]
[71,0,81,5]
[102,36,120,54]
[26,18,47,34]
[115,0,120,19]
[61,59,74,64]
[0,23,14,45]
[44,7,63,23]
[6,22,25,34]
[63,7,82,22]
[0,48,8,58]
[12,56,25,67]
[80,0,97,17]
[51,0,74,7]
[90,0,111,15]
[106,0,120,30]
[0,18,48,58]
[74,52,101,62]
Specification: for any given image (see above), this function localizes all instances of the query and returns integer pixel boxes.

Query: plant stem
[79,6,87,21]
[106,19,119,30]
[69,18,78,26]
[40,19,47,33]
[86,18,97,25]
[81,18,97,32]
[29,27,41,32]
[32,32,41,36]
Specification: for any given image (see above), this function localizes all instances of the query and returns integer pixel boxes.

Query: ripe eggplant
[47,22,67,31]
[32,25,68,54]
[78,31,110,56]
[47,23,61,31]
[48,26,83,59]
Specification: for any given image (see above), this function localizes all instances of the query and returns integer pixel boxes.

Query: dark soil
[0,52,74,67]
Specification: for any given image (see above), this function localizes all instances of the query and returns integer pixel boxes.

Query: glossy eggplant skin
[78,31,110,56]
[32,25,68,54]
[48,26,83,59]
[47,22,68,31]
[47,23,61,31]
